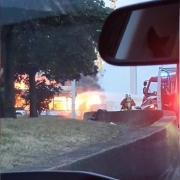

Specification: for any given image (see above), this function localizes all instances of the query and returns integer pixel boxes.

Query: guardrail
[83,110,164,127]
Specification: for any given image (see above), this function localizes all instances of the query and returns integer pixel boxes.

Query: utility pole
[71,80,76,119]
[130,67,137,95]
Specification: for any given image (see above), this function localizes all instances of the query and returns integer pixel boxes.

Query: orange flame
[48,92,102,112]
[14,81,28,90]
[75,93,101,111]
[85,95,101,109]
[14,73,57,90]
[14,75,102,113]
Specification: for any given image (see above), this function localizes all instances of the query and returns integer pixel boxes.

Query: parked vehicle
[15,107,27,117]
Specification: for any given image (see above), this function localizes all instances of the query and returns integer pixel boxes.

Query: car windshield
[1,0,179,179]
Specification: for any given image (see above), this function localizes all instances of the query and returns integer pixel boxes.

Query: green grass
[1,116,120,171]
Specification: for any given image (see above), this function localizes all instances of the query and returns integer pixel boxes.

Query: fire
[14,73,57,90]
[76,99,83,110]
[86,95,101,109]
[14,81,28,90]
[14,74,103,115]
[49,96,68,110]
[47,92,102,112]
[15,93,26,107]
[75,92,101,111]
[14,74,28,90]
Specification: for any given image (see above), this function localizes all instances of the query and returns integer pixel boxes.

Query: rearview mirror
[98,0,179,66]
[143,87,146,95]
[143,81,147,87]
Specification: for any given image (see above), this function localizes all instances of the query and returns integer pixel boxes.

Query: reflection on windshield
[1,0,179,178]
[1,0,114,172]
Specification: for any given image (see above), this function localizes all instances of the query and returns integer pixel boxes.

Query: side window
[148,82,157,94]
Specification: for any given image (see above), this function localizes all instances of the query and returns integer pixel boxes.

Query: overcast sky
[105,0,153,8]
[99,0,176,97]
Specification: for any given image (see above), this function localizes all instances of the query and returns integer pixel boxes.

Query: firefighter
[120,94,136,110]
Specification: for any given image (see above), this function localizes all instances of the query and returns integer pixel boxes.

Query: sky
[100,64,176,96]
[99,0,176,97]
[104,0,153,8]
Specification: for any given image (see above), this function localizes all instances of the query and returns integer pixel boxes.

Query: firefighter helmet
[125,93,131,98]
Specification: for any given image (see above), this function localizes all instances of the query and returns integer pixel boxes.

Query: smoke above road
[76,74,103,93]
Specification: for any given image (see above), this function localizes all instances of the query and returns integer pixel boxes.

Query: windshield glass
[148,82,157,94]
[1,0,179,179]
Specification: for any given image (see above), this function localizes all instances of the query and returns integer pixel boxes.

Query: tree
[35,80,61,114]
[0,82,5,118]
[2,0,112,117]
[20,76,61,114]
[0,66,4,118]
[15,74,61,114]
[1,26,16,118]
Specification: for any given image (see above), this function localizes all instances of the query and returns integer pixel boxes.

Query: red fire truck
[141,67,177,111]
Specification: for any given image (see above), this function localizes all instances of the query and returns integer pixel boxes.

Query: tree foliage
[11,0,112,81]
[20,77,61,113]
[1,0,112,117]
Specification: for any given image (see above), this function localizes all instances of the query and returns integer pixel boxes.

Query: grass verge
[1,116,120,171]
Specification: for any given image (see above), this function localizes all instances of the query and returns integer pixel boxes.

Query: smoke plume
[76,74,102,93]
